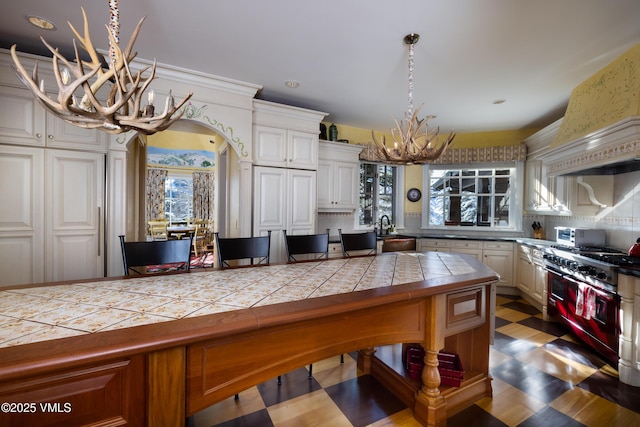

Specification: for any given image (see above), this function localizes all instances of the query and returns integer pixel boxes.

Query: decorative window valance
[427,144,527,165]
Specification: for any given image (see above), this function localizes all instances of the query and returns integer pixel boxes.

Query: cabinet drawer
[484,241,513,251]
[451,240,482,249]
[419,239,451,248]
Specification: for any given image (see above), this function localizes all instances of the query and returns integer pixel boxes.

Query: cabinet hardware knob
[48,135,54,139]
[36,133,42,138]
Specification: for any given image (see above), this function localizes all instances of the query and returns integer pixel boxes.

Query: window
[423,164,522,229]
[164,174,193,222]
[359,163,404,229]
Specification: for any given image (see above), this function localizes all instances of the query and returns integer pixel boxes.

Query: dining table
[167,225,196,239]
[0,251,499,427]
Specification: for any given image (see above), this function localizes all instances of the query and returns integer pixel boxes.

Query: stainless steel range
[544,244,640,365]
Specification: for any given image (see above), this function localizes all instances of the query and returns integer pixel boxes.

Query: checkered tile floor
[190,295,640,427]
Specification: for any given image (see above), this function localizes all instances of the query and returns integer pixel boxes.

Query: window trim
[420,161,523,232]
[164,171,194,224]
[356,163,405,231]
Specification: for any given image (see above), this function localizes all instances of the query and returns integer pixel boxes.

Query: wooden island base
[359,344,493,426]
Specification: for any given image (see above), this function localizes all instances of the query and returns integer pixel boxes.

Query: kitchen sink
[381,236,416,252]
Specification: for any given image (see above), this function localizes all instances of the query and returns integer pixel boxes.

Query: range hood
[544,116,640,177]
[541,44,640,177]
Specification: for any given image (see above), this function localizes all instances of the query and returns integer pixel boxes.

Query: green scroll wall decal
[182,103,249,158]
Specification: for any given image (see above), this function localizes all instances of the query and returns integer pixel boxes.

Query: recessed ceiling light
[492,99,506,105]
[284,80,300,89]
[26,15,56,30]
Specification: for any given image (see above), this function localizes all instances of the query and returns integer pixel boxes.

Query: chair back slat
[283,229,330,262]
[339,229,377,257]
[119,235,192,276]
[215,231,271,269]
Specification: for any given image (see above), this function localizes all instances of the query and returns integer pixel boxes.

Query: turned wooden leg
[413,294,447,427]
[356,347,377,374]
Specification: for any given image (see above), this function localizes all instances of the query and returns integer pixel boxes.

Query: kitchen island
[0,252,498,427]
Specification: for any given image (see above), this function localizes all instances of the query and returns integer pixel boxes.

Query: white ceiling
[2,0,640,133]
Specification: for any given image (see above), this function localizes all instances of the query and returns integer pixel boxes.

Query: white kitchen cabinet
[420,238,514,288]
[0,146,105,286]
[318,141,362,212]
[0,85,106,151]
[450,240,482,260]
[253,166,316,263]
[482,241,514,288]
[516,244,546,308]
[253,125,317,170]
[418,238,451,252]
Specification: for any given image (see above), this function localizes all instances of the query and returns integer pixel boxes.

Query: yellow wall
[146,129,224,152]
[322,123,537,148]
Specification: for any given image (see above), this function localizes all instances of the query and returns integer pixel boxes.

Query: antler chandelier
[10,0,192,135]
[360,34,455,165]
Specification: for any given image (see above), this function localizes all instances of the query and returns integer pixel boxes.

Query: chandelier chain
[359,33,455,165]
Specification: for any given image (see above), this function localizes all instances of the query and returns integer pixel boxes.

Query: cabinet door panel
[46,149,104,282]
[288,169,316,233]
[45,112,106,150]
[253,167,286,230]
[254,126,287,167]
[317,160,333,208]
[0,146,44,286]
[334,161,357,209]
[0,86,45,146]
[288,131,317,170]
[483,250,514,287]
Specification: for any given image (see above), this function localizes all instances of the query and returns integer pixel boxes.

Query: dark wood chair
[339,229,378,257]
[215,231,271,269]
[119,235,192,276]
[283,229,330,262]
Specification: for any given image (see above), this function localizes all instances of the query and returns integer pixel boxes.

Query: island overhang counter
[0,251,499,427]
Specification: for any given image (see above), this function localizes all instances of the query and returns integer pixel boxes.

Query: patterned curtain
[192,171,215,220]
[146,168,168,222]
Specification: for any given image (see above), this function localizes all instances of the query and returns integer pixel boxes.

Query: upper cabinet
[253,125,317,170]
[0,85,106,151]
[252,100,326,170]
[523,118,612,216]
[318,140,362,212]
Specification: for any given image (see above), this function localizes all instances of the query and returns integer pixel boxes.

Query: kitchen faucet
[379,215,391,236]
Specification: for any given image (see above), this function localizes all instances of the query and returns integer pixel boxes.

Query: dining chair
[147,220,169,241]
[215,231,271,269]
[281,229,331,380]
[191,219,210,258]
[339,229,378,257]
[119,235,192,276]
[283,229,330,262]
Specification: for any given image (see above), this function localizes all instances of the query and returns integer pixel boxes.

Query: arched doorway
[123,119,241,243]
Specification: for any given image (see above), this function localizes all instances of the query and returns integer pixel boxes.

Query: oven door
[564,275,620,361]
[547,268,568,318]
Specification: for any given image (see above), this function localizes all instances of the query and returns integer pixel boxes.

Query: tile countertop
[0,252,479,349]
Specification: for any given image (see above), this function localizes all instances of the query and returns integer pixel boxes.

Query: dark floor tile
[502,300,541,316]
[324,374,406,427]
[257,368,323,407]
[495,316,511,329]
[447,404,508,427]
[498,294,522,302]
[491,358,572,403]
[518,316,568,337]
[578,370,640,414]
[517,406,586,427]
[208,409,274,427]
[543,338,608,369]
[493,331,538,358]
